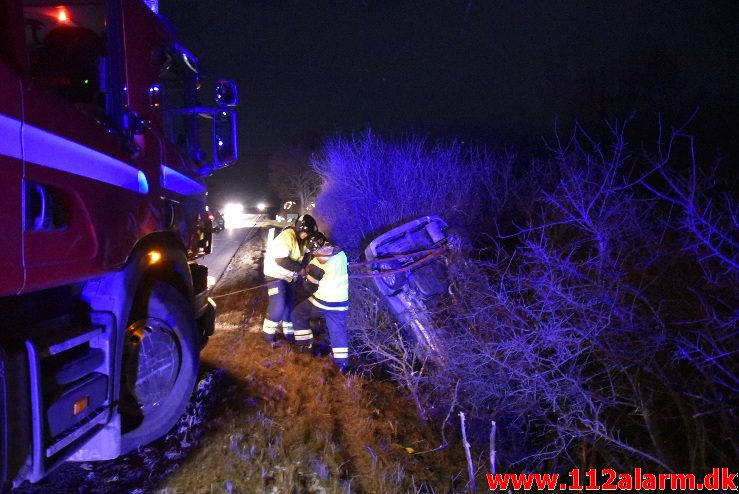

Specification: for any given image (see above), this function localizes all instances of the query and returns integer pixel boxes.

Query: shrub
[315,125,738,475]
[311,130,514,258]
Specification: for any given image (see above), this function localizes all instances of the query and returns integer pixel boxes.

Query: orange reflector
[148,250,162,264]
[73,396,89,416]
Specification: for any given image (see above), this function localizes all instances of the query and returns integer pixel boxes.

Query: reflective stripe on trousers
[282,321,294,336]
[262,318,279,340]
[293,328,313,344]
[291,298,349,359]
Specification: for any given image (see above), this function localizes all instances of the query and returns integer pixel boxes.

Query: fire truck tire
[119,280,198,451]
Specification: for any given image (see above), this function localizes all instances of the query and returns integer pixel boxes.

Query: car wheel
[119,281,198,451]
[377,260,407,293]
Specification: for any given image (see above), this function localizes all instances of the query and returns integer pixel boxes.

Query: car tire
[119,281,198,452]
[377,260,407,294]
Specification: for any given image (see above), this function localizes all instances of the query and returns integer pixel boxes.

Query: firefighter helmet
[314,243,339,257]
[295,214,317,235]
[306,232,327,253]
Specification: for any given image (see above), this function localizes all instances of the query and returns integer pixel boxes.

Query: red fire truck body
[0,0,237,485]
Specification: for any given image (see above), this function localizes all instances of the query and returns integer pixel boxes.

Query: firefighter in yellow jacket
[262,214,317,342]
[292,232,349,369]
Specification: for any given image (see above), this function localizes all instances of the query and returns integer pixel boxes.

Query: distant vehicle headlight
[223,203,243,215]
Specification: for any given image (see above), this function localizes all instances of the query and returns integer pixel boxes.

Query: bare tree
[328,125,737,476]
[267,145,322,214]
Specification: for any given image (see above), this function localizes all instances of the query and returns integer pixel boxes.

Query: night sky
[159,1,739,205]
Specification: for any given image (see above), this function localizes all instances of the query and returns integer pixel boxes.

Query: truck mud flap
[191,262,216,347]
[196,296,216,348]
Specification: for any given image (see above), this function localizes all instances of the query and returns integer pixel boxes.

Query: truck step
[24,312,114,482]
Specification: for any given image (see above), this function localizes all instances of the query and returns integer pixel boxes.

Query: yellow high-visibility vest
[264,228,303,281]
[309,251,349,311]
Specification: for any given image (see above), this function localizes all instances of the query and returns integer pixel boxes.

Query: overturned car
[364,216,455,359]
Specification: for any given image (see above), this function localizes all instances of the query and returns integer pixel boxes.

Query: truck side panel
[0,61,23,296]
[21,78,150,293]
[0,0,231,484]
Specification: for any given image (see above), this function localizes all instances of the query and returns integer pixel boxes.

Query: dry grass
[154,228,471,494]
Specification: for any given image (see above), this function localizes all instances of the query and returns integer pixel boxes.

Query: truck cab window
[23,1,107,117]
[159,49,200,161]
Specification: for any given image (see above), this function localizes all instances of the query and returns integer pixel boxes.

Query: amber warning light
[57,7,70,23]
[147,250,162,264]
[73,396,89,415]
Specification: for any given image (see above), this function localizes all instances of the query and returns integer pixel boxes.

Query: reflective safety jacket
[264,228,304,281]
[305,251,349,311]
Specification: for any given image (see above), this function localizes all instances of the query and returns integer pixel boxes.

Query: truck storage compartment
[46,372,107,438]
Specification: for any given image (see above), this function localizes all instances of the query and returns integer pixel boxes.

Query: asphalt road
[200,213,262,286]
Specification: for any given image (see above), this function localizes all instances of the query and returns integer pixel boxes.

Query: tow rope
[209,243,450,300]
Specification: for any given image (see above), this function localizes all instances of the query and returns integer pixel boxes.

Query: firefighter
[291,232,350,369]
[262,214,317,343]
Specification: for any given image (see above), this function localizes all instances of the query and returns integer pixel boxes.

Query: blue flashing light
[148,84,162,108]
[138,171,149,194]
[143,0,159,14]
[160,165,206,195]
[21,120,148,194]
[0,114,23,160]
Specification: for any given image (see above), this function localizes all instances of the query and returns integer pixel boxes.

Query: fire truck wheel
[119,280,199,451]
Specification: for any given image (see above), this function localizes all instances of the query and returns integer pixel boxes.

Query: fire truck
[0,0,237,485]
